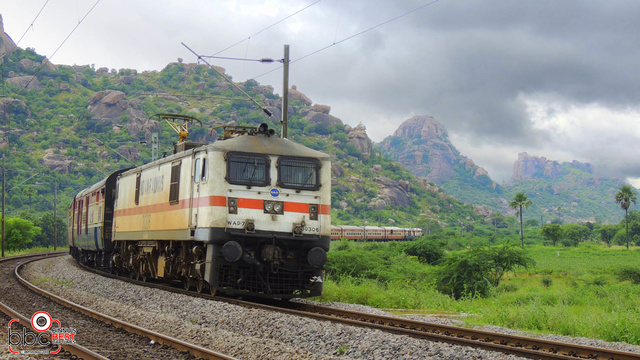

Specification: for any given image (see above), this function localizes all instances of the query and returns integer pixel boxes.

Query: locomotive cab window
[278,157,321,191]
[226,152,270,187]
[194,157,208,183]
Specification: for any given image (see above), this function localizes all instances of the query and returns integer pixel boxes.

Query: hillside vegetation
[0,43,492,248]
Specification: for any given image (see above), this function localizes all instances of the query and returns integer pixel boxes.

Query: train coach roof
[208,134,330,160]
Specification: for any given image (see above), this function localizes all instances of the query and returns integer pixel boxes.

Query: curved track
[72,258,640,360]
[4,251,237,360]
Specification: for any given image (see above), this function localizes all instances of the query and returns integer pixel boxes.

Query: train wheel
[208,285,217,296]
[182,277,193,291]
[196,279,205,293]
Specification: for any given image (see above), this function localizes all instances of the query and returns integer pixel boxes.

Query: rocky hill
[0,18,487,232]
[377,115,503,207]
[377,116,631,224]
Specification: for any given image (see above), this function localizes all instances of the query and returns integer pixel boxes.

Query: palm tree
[510,192,532,248]
[615,184,637,249]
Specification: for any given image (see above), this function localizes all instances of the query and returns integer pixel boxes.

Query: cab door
[190,151,208,229]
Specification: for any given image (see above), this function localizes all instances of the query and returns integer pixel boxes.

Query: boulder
[18,59,37,71]
[6,76,41,91]
[288,85,312,106]
[346,123,373,161]
[41,59,58,73]
[304,111,342,127]
[310,104,331,114]
[374,176,411,207]
[42,149,72,174]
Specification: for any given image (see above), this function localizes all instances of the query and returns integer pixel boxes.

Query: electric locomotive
[69,120,331,299]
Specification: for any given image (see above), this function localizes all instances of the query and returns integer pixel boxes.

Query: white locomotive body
[70,124,331,298]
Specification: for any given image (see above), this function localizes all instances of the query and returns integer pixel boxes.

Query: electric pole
[281,44,290,138]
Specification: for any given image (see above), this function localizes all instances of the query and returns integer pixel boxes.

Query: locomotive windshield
[226,152,270,186]
[278,157,321,191]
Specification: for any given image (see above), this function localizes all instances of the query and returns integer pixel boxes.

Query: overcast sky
[2,0,640,184]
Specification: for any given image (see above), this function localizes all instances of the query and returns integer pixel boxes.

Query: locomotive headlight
[273,202,283,214]
[264,201,284,214]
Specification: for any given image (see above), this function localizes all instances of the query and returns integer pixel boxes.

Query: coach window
[226,152,269,187]
[169,161,181,204]
[134,173,141,205]
[278,157,321,191]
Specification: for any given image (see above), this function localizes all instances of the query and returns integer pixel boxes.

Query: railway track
[3,251,237,360]
[71,257,640,360]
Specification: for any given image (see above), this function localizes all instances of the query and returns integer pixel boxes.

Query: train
[330,225,422,241]
[68,120,331,299]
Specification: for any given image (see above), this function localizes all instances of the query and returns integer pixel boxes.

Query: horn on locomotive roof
[151,113,203,143]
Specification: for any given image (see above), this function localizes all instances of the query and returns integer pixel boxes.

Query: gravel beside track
[24,255,640,359]
[1,255,196,360]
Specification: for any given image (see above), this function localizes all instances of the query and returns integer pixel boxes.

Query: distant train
[330,225,422,241]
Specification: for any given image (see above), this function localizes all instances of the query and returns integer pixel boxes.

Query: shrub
[435,245,535,299]
[541,276,553,288]
[404,239,445,264]
[617,266,640,284]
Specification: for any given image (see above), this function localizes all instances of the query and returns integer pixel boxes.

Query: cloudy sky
[1,0,640,184]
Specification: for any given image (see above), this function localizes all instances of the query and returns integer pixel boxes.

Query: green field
[318,241,640,344]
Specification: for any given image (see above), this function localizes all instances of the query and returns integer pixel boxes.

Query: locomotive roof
[208,134,331,160]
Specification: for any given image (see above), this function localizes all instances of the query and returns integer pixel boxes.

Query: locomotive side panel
[113,156,193,241]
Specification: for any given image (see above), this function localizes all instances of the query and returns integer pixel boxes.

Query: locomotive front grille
[217,264,321,298]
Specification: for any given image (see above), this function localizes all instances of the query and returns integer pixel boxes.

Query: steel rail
[75,258,640,360]
[0,251,108,360]
[17,255,238,360]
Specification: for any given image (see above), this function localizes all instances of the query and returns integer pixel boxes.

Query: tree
[510,192,533,247]
[435,245,535,299]
[615,184,637,249]
[541,224,563,246]
[22,187,37,212]
[5,218,41,251]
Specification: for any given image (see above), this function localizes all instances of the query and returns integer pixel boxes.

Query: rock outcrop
[6,76,42,91]
[42,149,72,174]
[345,123,373,161]
[0,15,17,56]
[87,90,161,141]
[288,85,312,106]
[511,152,595,182]
[378,115,496,188]
[373,176,412,208]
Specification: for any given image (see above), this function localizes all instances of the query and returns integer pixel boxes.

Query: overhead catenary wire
[211,0,321,57]
[13,0,103,97]
[182,42,279,126]
[15,0,52,47]
[250,0,442,81]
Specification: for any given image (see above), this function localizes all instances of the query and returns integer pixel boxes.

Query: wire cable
[211,0,321,56]
[15,0,51,47]
[251,0,441,80]
[15,0,103,97]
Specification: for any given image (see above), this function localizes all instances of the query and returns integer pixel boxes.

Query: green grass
[32,277,73,287]
[319,242,640,344]
[3,245,68,257]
